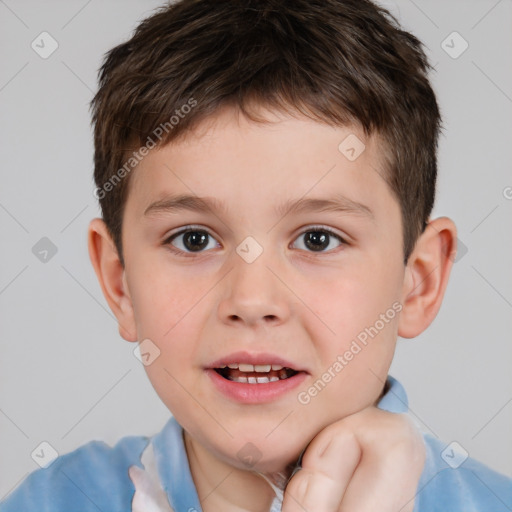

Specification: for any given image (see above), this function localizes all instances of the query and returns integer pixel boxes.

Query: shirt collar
[151,416,203,512]
[377,374,409,414]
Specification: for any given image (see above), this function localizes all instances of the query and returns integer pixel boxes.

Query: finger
[282,427,361,512]
[339,413,426,512]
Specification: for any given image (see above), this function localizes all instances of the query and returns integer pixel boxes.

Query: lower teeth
[215,368,296,383]
[233,375,280,384]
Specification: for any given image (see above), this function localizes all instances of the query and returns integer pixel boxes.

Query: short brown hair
[90,0,441,266]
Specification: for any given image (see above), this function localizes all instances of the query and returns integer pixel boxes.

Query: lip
[205,350,309,404]
[206,368,307,404]
[206,351,307,372]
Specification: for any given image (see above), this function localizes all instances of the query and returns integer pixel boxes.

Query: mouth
[206,352,308,403]
[213,363,299,384]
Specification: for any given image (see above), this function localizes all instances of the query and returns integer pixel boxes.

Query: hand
[281,407,426,512]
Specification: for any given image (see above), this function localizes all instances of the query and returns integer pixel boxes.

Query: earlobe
[398,217,457,339]
[87,218,138,342]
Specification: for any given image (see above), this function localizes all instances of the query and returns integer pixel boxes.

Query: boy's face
[120,106,407,473]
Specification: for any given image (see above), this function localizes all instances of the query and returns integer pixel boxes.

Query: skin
[88,104,457,511]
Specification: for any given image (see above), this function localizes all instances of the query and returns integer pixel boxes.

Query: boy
[2,0,511,511]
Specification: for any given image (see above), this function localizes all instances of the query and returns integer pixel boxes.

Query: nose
[217,251,291,328]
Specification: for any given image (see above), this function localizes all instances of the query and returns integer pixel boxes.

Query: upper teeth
[224,363,284,372]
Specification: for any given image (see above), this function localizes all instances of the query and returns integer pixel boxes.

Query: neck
[183,431,295,512]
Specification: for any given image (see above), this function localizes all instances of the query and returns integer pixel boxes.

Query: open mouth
[214,363,299,384]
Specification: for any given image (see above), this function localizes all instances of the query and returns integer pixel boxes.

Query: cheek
[298,317,398,419]
[303,264,402,343]
[298,262,401,408]
[128,258,205,338]
[127,261,210,388]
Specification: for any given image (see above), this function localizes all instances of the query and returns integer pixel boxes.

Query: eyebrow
[144,193,374,220]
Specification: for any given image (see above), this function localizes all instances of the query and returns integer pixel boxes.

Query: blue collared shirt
[1,375,511,511]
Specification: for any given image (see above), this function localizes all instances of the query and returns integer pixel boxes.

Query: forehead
[126,106,395,223]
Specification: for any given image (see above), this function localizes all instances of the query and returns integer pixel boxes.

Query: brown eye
[292,228,345,253]
[166,229,218,253]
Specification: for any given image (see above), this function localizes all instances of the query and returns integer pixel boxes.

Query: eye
[164,226,219,254]
[291,226,346,253]
[164,225,346,256]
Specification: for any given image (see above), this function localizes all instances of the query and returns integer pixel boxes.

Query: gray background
[1,0,511,498]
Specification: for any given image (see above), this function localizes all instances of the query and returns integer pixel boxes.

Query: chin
[218,436,305,476]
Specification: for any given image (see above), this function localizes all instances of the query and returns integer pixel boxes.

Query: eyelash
[163,224,347,257]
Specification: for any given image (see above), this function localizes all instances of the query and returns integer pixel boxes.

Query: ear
[398,217,457,338]
[87,218,138,342]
